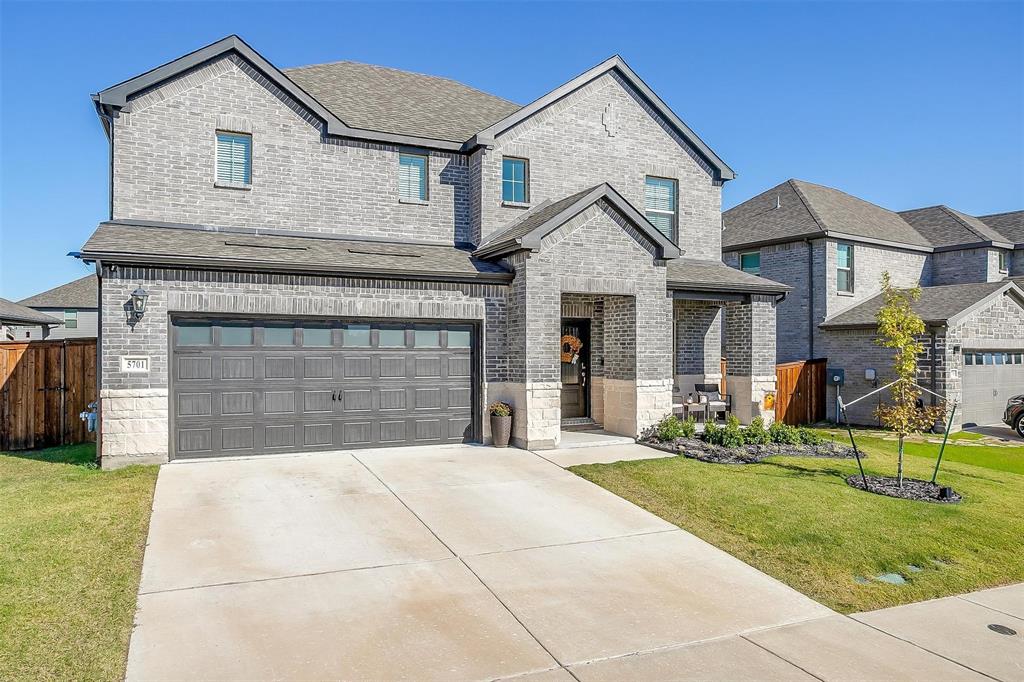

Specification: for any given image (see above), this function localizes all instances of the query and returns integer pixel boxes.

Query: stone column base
[99,388,170,469]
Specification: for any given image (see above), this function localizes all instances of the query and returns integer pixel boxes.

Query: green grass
[571,438,1024,613]
[0,444,158,681]
[818,429,1024,475]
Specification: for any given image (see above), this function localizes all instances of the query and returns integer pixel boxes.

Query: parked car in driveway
[1004,394,1024,437]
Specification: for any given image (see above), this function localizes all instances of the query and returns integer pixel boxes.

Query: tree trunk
[897,434,905,488]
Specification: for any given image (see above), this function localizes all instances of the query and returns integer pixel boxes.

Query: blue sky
[2,1,1022,300]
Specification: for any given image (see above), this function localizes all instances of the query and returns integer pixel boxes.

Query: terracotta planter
[490,414,512,448]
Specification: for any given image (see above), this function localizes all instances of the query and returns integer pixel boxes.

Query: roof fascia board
[76,251,514,284]
[667,281,790,295]
[671,290,749,302]
[946,282,1024,327]
[94,35,467,153]
[824,231,934,253]
[722,232,826,252]
[470,56,734,181]
[931,240,1015,252]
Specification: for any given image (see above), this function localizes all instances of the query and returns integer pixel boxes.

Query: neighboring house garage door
[961,350,1024,427]
[170,317,477,459]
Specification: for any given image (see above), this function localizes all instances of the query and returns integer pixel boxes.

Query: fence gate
[775,358,826,425]
[0,340,97,450]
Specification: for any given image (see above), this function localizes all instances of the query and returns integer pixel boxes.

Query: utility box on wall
[827,368,845,386]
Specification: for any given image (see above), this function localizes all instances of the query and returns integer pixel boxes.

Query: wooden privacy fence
[0,339,97,451]
[775,358,827,425]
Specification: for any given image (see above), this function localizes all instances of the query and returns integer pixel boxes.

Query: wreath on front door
[560,334,583,363]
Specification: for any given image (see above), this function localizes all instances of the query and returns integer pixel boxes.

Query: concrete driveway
[126,445,1013,680]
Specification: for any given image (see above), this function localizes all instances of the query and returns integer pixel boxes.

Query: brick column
[724,295,778,424]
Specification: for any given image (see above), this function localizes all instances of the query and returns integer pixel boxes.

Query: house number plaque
[121,356,150,373]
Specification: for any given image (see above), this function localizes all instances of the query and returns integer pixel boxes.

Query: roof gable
[978,210,1024,244]
[19,274,98,309]
[0,298,62,326]
[820,280,1024,329]
[469,56,734,182]
[474,183,680,260]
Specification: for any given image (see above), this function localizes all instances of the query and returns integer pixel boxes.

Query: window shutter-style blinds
[216,133,252,184]
[399,154,427,200]
[645,177,676,239]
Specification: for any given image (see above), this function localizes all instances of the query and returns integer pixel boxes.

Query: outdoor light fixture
[126,287,150,326]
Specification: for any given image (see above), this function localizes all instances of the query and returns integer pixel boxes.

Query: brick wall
[478,71,722,260]
[931,247,1003,285]
[114,54,471,244]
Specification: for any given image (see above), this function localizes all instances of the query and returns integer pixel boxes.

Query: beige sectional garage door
[170,318,476,459]
[961,350,1024,426]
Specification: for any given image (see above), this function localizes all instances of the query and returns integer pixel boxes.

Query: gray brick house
[78,35,787,468]
[723,179,1024,429]
[12,274,99,340]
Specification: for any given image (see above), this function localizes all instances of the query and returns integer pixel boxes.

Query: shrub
[797,427,825,445]
[704,417,743,448]
[702,421,722,445]
[768,420,801,445]
[679,415,697,439]
[743,416,770,445]
[656,415,685,442]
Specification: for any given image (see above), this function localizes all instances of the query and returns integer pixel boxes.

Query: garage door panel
[962,349,1024,426]
[172,319,476,458]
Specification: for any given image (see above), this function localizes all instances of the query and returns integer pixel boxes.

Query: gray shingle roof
[666,258,790,295]
[19,274,98,309]
[0,298,62,326]
[820,280,1020,329]
[723,180,931,250]
[473,183,680,261]
[285,61,521,143]
[80,223,511,282]
[979,210,1024,244]
[898,206,1011,248]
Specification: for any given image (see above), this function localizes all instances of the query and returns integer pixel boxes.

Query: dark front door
[560,319,590,419]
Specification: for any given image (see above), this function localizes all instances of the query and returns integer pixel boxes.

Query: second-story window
[836,243,855,293]
[645,176,677,242]
[502,157,529,203]
[399,153,428,201]
[998,250,1008,273]
[215,132,252,185]
[64,309,78,329]
[740,252,761,276]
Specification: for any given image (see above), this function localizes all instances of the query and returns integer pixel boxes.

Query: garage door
[961,350,1024,426]
[171,318,477,459]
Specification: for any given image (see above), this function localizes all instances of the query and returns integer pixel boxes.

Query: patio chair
[695,383,731,423]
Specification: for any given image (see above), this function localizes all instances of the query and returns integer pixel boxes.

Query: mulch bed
[644,438,860,465]
[846,475,962,504]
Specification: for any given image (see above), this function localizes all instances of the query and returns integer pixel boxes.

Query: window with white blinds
[644,176,677,241]
[399,153,428,201]
[216,132,252,185]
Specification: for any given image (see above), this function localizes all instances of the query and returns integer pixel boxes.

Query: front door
[560,319,590,419]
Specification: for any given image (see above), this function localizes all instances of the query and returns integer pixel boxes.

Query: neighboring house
[723,179,1024,429]
[13,274,99,340]
[77,35,788,469]
[0,298,62,341]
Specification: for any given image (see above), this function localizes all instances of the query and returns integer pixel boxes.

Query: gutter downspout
[806,238,815,359]
[94,259,103,466]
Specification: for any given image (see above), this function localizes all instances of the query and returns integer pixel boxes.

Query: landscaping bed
[846,475,962,504]
[642,415,858,463]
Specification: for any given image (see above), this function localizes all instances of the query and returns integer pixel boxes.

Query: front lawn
[0,444,158,681]
[572,435,1024,613]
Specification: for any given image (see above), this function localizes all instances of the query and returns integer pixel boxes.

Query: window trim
[836,242,855,294]
[998,250,1008,273]
[644,175,678,243]
[501,156,530,205]
[739,251,761,276]
[64,309,78,329]
[214,130,253,188]
[398,152,429,203]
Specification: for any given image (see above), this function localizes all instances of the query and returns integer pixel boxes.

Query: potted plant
[489,401,513,448]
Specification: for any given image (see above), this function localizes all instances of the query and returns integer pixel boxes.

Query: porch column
[724,295,778,424]
[673,299,723,396]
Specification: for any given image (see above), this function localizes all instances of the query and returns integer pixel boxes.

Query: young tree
[874,272,944,487]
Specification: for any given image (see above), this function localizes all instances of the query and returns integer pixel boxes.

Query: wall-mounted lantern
[125,287,150,327]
